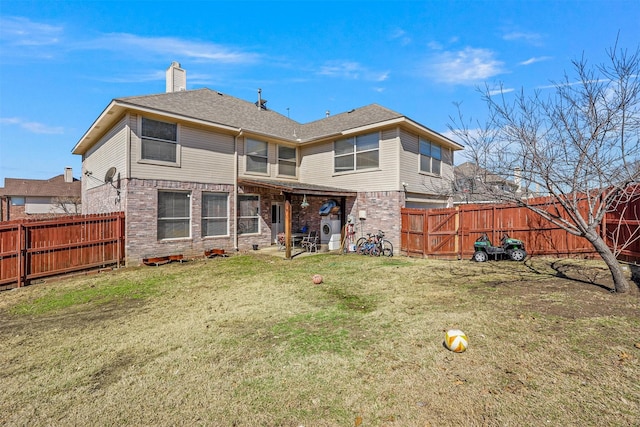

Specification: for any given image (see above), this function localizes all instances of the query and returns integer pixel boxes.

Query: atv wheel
[509,249,526,261]
[473,250,488,262]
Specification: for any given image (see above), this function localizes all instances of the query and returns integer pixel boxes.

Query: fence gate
[401,208,459,258]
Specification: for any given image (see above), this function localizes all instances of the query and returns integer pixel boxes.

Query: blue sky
[1,0,638,183]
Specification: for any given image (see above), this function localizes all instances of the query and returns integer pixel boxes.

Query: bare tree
[449,43,640,293]
[51,196,82,214]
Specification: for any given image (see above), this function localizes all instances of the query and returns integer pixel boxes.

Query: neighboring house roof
[453,162,519,204]
[454,162,513,186]
[73,88,464,155]
[0,174,81,198]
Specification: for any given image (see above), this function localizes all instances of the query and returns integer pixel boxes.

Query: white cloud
[519,56,552,66]
[428,47,506,84]
[80,33,259,63]
[390,28,411,46]
[488,87,515,96]
[375,71,390,82]
[1,117,64,134]
[0,16,63,59]
[503,31,544,46]
[0,16,62,46]
[318,61,389,81]
[319,61,362,78]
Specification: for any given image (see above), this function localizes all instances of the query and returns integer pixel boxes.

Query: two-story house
[0,167,81,221]
[72,62,463,264]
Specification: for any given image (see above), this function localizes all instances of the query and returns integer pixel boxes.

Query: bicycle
[356,232,380,256]
[355,230,393,257]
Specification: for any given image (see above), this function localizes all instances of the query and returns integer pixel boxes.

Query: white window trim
[157,190,192,241]
[137,116,181,167]
[202,192,230,238]
[333,132,380,175]
[245,138,269,176]
[277,145,297,178]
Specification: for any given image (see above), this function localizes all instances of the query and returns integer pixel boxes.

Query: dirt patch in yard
[467,258,639,319]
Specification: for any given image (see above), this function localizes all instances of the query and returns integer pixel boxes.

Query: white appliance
[320,215,342,250]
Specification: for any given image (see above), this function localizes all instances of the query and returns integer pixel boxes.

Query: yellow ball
[445,329,468,353]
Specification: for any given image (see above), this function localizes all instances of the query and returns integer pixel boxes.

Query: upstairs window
[202,192,228,237]
[246,139,268,174]
[141,117,178,163]
[278,145,297,177]
[158,191,190,240]
[334,132,379,173]
[419,138,442,175]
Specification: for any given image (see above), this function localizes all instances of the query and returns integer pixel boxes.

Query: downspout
[125,112,131,211]
[234,129,243,251]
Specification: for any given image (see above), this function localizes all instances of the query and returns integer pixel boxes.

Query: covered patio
[238,178,356,259]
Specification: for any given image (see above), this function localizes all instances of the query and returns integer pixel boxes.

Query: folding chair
[301,230,319,253]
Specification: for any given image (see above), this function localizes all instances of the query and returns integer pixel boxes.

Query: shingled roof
[118,89,300,141]
[0,175,81,198]
[116,89,404,143]
[297,104,403,140]
[75,88,463,155]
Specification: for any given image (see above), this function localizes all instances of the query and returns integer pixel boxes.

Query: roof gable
[297,104,403,141]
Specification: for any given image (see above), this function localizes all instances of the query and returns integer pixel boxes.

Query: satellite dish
[104,167,117,184]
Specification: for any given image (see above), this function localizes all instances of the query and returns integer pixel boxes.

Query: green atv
[473,233,527,262]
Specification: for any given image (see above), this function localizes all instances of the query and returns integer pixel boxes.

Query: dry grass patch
[1,254,638,426]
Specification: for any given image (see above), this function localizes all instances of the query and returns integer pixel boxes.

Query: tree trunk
[584,231,630,293]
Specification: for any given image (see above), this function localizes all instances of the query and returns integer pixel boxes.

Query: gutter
[234,129,243,251]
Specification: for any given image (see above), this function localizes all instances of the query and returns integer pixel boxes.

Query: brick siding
[85,179,405,263]
[347,191,405,250]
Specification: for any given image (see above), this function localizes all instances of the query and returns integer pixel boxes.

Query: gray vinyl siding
[130,116,235,184]
[83,115,128,191]
[180,126,235,183]
[238,137,299,181]
[24,197,56,214]
[299,130,399,192]
[398,128,455,198]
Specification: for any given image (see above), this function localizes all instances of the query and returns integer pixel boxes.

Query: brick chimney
[64,167,73,183]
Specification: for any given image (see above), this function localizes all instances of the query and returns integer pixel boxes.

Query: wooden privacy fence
[401,197,640,262]
[0,213,125,290]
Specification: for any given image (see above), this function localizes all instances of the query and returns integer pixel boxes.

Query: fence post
[18,223,25,288]
[117,212,124,268]
[453,207,462,258]
[423,210,429,256]
[456,206,462,259]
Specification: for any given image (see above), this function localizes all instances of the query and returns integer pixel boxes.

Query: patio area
[253,243,336,259]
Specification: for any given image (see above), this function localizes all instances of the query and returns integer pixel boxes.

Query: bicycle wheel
[369,244,380,256]
[355,237,367,254]
[381,239,393,257]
